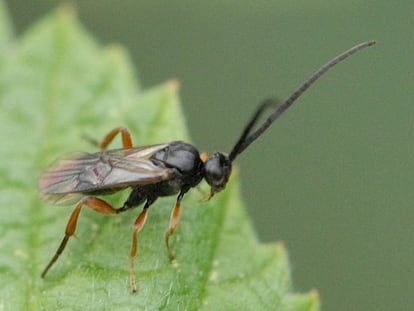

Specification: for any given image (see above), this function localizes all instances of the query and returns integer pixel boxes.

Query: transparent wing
[39,143,173,205]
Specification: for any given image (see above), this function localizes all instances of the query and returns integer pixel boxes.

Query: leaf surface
[0,3,319,310]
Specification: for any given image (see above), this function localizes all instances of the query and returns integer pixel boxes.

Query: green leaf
[0,3,319,310]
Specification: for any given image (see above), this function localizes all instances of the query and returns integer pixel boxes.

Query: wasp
[39,41,375,292]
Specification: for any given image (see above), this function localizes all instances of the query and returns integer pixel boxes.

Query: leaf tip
[166,79,180,94]
[275,241,286,252]
[310,288,320,300]
[56,2,78,22]
[105,43,132,66]
[107,43,125,54]
[309,289,321,310]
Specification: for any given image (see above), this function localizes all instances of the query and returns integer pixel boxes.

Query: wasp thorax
[204,152,232,192]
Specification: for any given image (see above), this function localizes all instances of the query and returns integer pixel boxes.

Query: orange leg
[41,197,118,278]
[165,191,186,260]
[99,126,133,149]
[129,198,155,293]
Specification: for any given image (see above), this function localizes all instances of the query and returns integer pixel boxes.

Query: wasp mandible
[39,40,376,292]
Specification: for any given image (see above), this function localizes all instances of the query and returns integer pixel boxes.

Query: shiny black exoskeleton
[119,141,226,213]
[117,140,233,217]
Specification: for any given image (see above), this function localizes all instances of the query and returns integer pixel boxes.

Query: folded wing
[39,144,173,205]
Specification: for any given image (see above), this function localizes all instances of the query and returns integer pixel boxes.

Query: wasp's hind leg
[82,126,133,150]
[41,197,119,278]
[98,126,133,149]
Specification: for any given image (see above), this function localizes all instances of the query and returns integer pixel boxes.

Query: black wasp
[39,41,375,292]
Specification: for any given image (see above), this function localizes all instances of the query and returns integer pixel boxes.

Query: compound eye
[204,153,231,191]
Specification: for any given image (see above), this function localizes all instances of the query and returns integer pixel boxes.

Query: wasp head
[204,152,232,195]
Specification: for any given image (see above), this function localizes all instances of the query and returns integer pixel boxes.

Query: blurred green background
[5,1,412,310]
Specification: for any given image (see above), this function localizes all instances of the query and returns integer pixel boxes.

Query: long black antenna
[229,40,376,161]
[228,98,280,161]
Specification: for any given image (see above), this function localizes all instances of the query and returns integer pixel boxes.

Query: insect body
[39,41,376,293]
